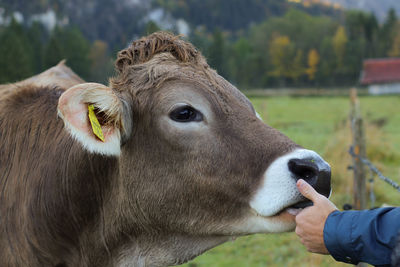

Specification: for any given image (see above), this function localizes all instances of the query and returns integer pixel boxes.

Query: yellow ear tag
[88,104,105,142]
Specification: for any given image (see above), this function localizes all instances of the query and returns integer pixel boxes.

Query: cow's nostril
[288,158,318,184]
[283,152,331,198]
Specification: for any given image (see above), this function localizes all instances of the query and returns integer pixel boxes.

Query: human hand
[295,179,338,254]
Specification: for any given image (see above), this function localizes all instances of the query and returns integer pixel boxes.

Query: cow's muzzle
[249,148,332,219]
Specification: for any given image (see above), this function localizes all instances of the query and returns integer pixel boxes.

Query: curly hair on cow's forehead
[111,31,230,111]
[115,31,208,73]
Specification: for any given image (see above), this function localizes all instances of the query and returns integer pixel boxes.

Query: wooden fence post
[350,87,367,211]
[350,88,368,267]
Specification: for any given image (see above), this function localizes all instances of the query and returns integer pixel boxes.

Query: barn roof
[360,58,400,85]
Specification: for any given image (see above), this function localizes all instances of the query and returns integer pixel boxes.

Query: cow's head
[57,32,330,264]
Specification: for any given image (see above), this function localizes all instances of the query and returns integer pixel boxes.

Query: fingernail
[297,179,305,187]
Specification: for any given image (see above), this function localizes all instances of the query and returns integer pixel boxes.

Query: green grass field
[181,95,400,267]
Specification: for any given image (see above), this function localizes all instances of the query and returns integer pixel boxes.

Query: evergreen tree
[318,37,336,86]
[144,21,161,35]
[343,11,369,84]
[89,40,114,83]
[189,26,211,58]
[155,0,286,32]
[379,8,398,57]
[363,13,378,57]
[230,37,253,88]
[344,9,378,59]
[60,27,91,79]
[44,28,64,69]
[44,27,91,79]
[208,29,229,78]
[0,19,34,83]
[27,22,48,74]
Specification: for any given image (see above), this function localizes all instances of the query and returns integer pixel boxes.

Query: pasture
[182,94,400,267]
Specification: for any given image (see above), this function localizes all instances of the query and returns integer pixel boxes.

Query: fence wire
[349,146,400,193]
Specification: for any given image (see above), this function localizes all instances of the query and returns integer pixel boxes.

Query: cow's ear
[58,83,126,156]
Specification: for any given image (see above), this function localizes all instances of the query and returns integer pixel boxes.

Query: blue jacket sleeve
[323,207,400,266]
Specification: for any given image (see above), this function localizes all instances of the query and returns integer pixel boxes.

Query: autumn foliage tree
[269,35,295,84]
[306,49,320,81]
[332,26,348,70]
[388,22,400,57]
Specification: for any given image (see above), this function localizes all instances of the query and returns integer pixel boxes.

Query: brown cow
[0,32,331,267]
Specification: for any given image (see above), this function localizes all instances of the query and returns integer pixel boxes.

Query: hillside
[0,0,343,47]
[0,0,151,48]
[0,0,399,88]
[320,0,400,21]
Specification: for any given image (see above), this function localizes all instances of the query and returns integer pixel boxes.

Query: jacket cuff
[323,210,359,264]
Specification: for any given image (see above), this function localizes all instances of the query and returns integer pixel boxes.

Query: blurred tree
[363,13,378,57]
[289,49,305,83]
[0,19,34,83]
[317,37,336,85]
[1,2,390,89]
[43,28,63,69]
[88,40,114,83]
[208,29,229,78]
[144,21,162,35]
[306,49,320,81]
[345,11,366,41]
[60,27,91,79]
[261,9,338,53]
[268,35,295,85]
[345,10,378,56]
[343,10,380,84]
[249,9,338,87]
[155,0,286,32]
[269,35,290,77]
[44,27,91,79]
[189,26,211,58]
[230,37,254,88]
[60,0,145,50]
[342,38,366,84]
[379,8,398,56]
[388,24,400,57]
[332,26,348,69]
[247,24,271,87]
[26,22,48,74]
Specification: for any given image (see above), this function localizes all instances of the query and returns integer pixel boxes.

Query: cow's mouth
[278,200,313,216]
[250,200,313,218]
[290,200,313,209]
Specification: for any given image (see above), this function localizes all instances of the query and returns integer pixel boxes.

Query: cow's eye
[169,105,203,122]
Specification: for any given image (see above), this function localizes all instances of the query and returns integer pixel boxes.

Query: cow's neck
[77,212,230,267]
[114,234,228,267]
